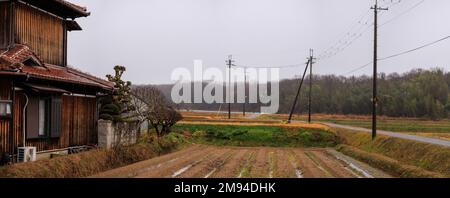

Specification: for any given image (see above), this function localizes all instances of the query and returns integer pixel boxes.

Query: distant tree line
[153,68,450,120]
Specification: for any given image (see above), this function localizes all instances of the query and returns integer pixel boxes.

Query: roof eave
[19,0,90,19]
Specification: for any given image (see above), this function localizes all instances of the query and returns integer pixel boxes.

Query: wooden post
[308,49,314,123]
[371,0,388,140]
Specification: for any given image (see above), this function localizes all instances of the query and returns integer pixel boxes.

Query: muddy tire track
[273,149,297,178]
[308,150,357,178]
[211,148,251,178]
[291,149,329,178]
[248,148,271,178]
[237,149,257,178]
[177,148,234,178]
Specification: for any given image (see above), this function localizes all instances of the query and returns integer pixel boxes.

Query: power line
[234,63,306,69]
[341,35,450,75]
[317,9,372,59]
[237,35,450,72]
[341,61,373,76]
[379,0,402,8]
[378,35,450,61]
[318,0,409,61]
[317,11,374,60]
[320,24,373,60]
[380,0,425,27]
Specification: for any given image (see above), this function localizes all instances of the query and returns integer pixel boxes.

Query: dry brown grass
[336,145,444,178]
[408,133,450,141]
[335,128,450,177]
[0,143,181,178]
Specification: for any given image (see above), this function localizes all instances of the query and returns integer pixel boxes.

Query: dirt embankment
[0,142,183,178]
[335,128,450,177]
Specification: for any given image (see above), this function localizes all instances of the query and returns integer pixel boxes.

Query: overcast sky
[68,0,450,85]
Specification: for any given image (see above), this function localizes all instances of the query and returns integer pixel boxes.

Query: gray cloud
[68,0,450,84]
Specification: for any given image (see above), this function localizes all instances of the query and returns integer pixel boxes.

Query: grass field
[180,112,450,141]
[174,124,337,148]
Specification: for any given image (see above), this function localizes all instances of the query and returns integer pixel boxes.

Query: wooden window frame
[37,96,51,138]
[0,100,13,119]
[26,94,63,140]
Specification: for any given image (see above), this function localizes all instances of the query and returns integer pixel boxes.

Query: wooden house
[0,0,114,163]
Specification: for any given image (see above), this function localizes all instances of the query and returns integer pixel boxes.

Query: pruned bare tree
[132,85,182,139]
[130,91,148,138]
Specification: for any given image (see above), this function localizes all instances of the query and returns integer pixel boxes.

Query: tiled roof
[0,44,114,90]
[0,44,44,68]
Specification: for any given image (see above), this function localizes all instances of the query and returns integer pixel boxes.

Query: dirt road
[92,145,391,178]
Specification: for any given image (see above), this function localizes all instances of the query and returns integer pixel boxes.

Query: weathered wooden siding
[0,79,12,155]
[63,96,98,147]
[0,2,9,49]
[14,2,64,66]
[9,93,98,153]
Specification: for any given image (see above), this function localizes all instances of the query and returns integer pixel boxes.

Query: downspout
[22,93,28,148]
[9,0,16,45]
[63,20,68,67]
[9,81,14,162]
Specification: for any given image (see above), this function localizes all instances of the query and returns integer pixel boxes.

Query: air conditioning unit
[17,147,37,163]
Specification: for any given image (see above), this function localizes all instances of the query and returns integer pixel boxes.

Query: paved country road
[323,122,450,148]
[92,145,391,178]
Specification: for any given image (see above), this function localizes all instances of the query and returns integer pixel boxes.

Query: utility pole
[371,0,388,139]
[288,60,311,123]
[308,49,315,123]
[227,55,235,119]
[243,68,247,117]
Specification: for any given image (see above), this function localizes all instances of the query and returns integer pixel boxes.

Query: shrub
[99,114,114,121]
[101,103,121,115]
[299,131,313,142]
[164,132,187,145]
[192,130,207,138]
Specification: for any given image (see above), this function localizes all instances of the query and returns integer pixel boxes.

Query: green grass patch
[174,124,337,148]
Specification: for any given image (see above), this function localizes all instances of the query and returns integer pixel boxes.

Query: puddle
[204,168,217,178]
[332,153,374,178]
[288,155,304,178]
[237,169,245,178]
[295,169,304,178]
[290,160,304,178]
[172,164,194,178]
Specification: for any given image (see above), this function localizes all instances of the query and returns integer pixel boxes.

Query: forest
[154,68,450,120]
